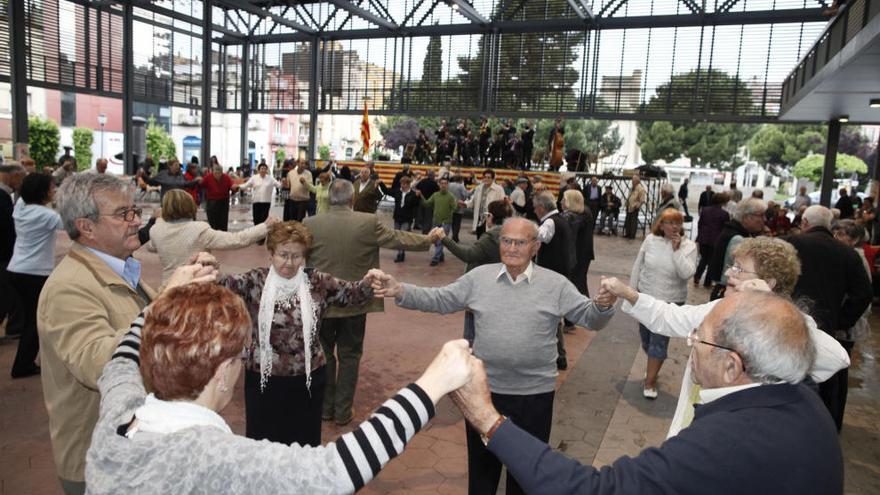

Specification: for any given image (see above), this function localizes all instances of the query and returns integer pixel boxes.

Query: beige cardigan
[150,218,267,286]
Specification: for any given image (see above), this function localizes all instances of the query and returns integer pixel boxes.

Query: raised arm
[198,222,268,251]
[558,278,614,330]
[321,271,375,308]
[440,232,494,265]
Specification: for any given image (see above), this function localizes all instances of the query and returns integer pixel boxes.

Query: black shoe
[394,256,405,263]
[556,357,568,370]
[430,260,439,266]
[11,364,40,379]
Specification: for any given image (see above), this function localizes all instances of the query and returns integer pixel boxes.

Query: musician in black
[521,121,535,170]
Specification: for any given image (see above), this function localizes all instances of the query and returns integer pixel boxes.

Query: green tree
[27,116,61,169]
[318,145,331,161]
[639,121,684,165]
[145,117,176,160]
[792,153,868,184]
[638,70,758,169]
[275,147,286,164]
[72,127,94,171]
[748,124,824,168]
[422,33,443,87]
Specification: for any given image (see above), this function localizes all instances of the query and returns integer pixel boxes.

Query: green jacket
[303,205,432,317]
[441,224,501,272]
[422,190,458,225]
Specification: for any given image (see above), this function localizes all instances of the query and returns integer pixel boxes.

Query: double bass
[548,119,565,171]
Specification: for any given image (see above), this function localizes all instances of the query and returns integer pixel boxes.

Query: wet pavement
[1,200,878,494]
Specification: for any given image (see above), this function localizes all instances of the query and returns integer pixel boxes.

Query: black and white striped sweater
[85,313,435,494]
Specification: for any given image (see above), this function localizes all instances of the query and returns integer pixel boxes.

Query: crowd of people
[0,149,875,495]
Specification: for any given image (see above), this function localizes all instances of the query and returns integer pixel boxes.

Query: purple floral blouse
[219,267,373,377]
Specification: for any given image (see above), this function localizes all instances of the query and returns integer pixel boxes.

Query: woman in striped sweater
[85,275,475,494]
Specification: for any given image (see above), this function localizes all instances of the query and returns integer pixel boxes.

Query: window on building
[288,122,295,136]
[61,92,76,127]
[274,119,282,134]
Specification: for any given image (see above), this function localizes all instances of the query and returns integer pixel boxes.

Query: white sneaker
[643,387,658,399]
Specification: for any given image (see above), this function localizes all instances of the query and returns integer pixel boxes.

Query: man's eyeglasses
[687,329,747,371]
[728,264,758,276]
[100,207,142,222]
[500,236,535,248]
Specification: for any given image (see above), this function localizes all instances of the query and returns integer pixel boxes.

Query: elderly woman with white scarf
[218,221,376,446]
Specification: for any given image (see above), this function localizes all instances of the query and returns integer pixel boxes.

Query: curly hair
[731,237,801,295]
[141,284,250,400]
[266,220,313,253]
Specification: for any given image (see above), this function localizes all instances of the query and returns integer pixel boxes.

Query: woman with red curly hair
[86,278,477,494]
[218,220,377,446]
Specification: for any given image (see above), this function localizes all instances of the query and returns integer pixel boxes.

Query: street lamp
[97,113,107,160]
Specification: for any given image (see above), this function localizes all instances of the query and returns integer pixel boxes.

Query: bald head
[703,292,814,385]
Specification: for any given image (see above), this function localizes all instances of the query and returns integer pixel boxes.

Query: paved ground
[1,201,878,494]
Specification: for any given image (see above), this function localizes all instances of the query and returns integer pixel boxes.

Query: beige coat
[37,243,156,481]
[627,183,647,213]
[150,218,267,286]
[464,182,506,231]
[287,168,312,201]
[303,205,432,317]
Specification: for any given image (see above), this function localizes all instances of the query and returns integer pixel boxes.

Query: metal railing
[780,0,879,111]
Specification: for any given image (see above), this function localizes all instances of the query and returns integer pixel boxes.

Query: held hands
[367,268,403,298]
[450,358,502,435]
[736,278,773,293]
[415,190,422,197]
[428,227,446,243]
[299,176,307,184]
[599,276,637,305]
[164,257,219,292]
[416,340,481,405]
[457,200,467,208]
[264,215,281,226]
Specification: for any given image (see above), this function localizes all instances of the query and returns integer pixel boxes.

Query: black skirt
[244,366,326,446]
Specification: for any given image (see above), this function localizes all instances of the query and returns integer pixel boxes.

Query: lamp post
[97,113,107,159]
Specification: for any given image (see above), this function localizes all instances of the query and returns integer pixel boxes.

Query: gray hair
[56,173,132,240]
[0,164,26,174]
[502,216,539,238]
[730,189,743,202]
[802,205,832,229]
[661,183,674,196]
[732,197,766,222]
[532,191,556,212]
[714,292,815,384]
[329,179,354,206]
[832,219,866,245]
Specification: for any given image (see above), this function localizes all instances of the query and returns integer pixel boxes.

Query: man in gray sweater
[370,217,616,495]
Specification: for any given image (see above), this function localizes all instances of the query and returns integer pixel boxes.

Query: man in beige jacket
[304,180,441,425]
[624,175,647,239]
[36,174,157,495]
[284,160,312,222]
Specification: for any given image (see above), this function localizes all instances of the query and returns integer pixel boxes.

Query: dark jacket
[706,220,752,284]
[698,190,714,211]
[695,206,730,246]
[145,169,200,199]
[834,195,855,219]
[536,212,575,278]
[488,383,843,495]
[0,188,15,266]
[562,209,595,294]
[786,227,872,335]
[599,192,621,215]
[415,178,439,200]
[393,189,419,224]
[352,179,387,214]
[441,224,501,272]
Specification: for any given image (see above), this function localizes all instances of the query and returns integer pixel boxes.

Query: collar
[497,262,534,285]
[693,383,803,421]
[85,246,141,290]
[540,209,559,222]
[128,393,232,438]
[0,183,12,195]
[698,382,762,405]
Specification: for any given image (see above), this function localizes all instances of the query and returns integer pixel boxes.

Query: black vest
[536,212,575,277]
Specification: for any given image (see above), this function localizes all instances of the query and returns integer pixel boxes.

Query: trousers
[319,314,367,423]
[205,198,230,231]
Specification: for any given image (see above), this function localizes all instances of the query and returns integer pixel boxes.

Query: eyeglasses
[728,264,758,276]
[273,251,304,263]
[500,236,535,248]
[687,328,747,371]
[100,207,142,222]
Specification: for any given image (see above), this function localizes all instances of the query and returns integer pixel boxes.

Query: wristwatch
[480,415,508,446]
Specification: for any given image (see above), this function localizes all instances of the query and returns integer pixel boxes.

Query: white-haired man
[370,216,615,495]
[786,205,872,431]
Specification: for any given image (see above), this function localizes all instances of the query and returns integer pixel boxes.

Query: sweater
[488,383,842,495]
[421,190,458,225]
[630,234,697,303]
[7,201,63,276]
[396,263,613,395]
[86,315,435,494]
[149,219,267,287]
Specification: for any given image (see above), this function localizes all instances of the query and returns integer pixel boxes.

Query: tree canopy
[792,153,868,184]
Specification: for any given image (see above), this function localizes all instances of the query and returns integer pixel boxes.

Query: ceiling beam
[325,0,398,30]
[566,0,594,20]
[215,0,316,34]
[448,0,489,25]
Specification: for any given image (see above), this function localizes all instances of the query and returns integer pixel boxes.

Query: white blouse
[630,234,697,303]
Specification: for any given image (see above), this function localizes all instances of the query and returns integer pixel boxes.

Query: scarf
[127,394,232,437]
[257,265,318,392]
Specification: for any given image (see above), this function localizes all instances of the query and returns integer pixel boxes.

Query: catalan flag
[360,100,371,157]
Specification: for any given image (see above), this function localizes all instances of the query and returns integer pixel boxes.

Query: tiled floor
[1,202,878,494]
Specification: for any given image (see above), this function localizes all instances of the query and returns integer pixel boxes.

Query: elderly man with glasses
[452,291,843,495]
[35,173,158,495]
[368,216,616,495]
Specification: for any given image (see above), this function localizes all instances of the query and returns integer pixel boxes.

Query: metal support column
[819,119,841,207]
[122,0,135,174]
[240,42,250,169]
[9,0,28,154]
[307,37,319,163]
[200,0,213,164]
